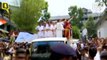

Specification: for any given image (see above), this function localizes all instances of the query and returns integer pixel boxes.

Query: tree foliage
[41,2,50,21]
[68,6,83,29]
[11,0,46,33]
[72,26,80,39]
[95,0,107,7]
[86,16,97,37]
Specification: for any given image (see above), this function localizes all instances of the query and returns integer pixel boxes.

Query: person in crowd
[64,19,72,40]
[76,43,82,60]
[82,27,88,43]
[100,50,107,60]
[55,19,64,37]
[8,45,16,57]
[9,31,17,44]
[88,47,97,60]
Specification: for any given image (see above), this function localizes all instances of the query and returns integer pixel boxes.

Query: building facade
[49,8,101,22]
[81,8,101,23]
[96,9,107,38]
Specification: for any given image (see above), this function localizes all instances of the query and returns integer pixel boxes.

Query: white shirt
[56,22,64,30]
[94,51,100,60]
[82,28,87,36]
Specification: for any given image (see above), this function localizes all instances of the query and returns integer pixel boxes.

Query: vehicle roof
[31,37,67,43]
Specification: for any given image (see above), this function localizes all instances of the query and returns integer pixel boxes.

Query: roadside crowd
[50,37,107,60]
[0,20,107,60]
[0,42,30,60]
[69,37,107,60]
[0,37,107,60]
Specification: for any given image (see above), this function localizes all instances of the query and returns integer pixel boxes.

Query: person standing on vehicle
[64,19,72,40]
[36,22,44,38]
[43,21,49,38]
[51,22,56,37]
[55,20,64,37]
[47,21,54,37]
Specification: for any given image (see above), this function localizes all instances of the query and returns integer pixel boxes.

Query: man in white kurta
[55,21,64,37]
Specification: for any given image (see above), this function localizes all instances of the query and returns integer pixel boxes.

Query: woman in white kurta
[36,24,44,38]
[43,22,49,38]
[52,22,56,37]
[48,22,53,37]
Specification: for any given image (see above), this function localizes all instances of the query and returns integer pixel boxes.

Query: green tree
[11,0,46,33]
[72,26,80,39]
[85,16,97,37]
[68,6,83,29]
[95,0,107,7]
[42,2,50,21]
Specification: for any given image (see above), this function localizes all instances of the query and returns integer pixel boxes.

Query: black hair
[100,51,107,60]
[89,47,97,59]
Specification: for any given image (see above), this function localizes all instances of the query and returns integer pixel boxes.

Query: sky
[45,0,105,16]
[0,0,105,16]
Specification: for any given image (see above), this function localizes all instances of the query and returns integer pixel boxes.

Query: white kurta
[48,24,53,37]
[36,25,44,38]
[82,28,87,37]
[94,51,100,60]
[52,25,56,37]
[44,24,49,38]
[55,22,64,37]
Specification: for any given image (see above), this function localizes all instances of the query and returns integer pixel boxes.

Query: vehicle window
[32,41,63,53]
[32,41,64,48]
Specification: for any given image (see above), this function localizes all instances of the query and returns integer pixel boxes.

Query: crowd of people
[0,32,107,60]
[0,37,107,60]
[35,19,107,60]
[49,37,107,60]
[0,19,107,60]
[0,42,30,60]
[69,37,107,60]
[36,19,72,40]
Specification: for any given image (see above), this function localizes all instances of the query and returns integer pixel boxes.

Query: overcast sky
[45,0,105,16]
[0,0,105,16]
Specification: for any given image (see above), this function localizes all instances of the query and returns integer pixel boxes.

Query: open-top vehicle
[30,37,67,60]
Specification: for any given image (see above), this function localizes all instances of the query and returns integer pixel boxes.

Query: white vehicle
[30,37,67,60]
[31,37,67,43]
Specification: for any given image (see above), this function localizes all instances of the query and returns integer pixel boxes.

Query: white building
[97,9,107,38]
[49,8,101,21]
[81,8,101,23]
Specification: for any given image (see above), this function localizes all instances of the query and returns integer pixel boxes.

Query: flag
[0,20,7,25]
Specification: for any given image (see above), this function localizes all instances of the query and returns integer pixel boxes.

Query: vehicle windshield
[33,41,63,47]
[31,41,64,53]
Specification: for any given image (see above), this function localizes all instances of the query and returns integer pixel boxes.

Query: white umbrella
[15,32,35,43]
